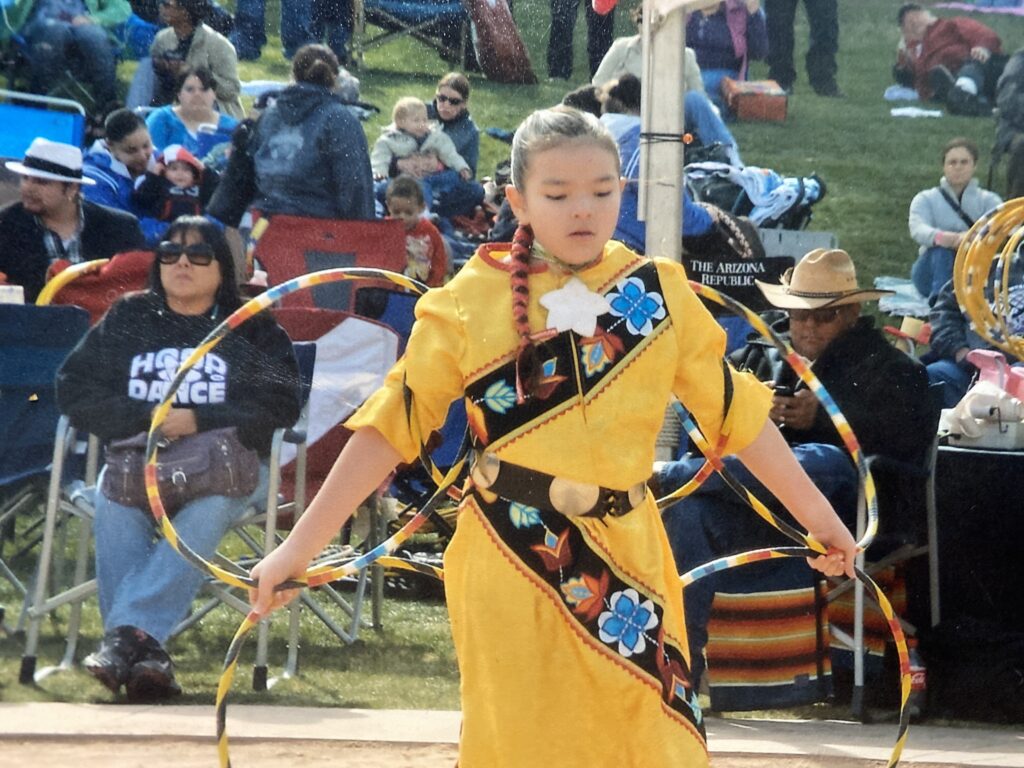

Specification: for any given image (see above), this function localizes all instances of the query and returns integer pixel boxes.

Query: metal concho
[549,476,601,517]
[470,451,500,489]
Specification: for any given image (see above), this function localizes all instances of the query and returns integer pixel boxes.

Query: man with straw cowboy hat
[654,248,934,692]
[0,138,145,303]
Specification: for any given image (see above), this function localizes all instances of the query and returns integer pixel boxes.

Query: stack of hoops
[952,197,1024,359]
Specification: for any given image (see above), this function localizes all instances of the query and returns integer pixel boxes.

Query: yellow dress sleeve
[656,258,772,455]
[344,287,467,463]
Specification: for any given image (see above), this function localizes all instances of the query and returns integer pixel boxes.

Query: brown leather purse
[101,427,260,514]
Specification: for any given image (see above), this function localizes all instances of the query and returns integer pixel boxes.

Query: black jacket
[56,293,301,456]
[0,199,146,303]
[729,315,933,463]
[132,167,220,222]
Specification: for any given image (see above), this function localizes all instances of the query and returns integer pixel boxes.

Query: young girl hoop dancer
[250,106,857,767]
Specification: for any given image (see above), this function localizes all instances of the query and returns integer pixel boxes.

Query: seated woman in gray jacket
[909,137,1001,301]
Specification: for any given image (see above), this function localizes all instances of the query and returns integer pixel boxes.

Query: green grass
[5,0,1024,710]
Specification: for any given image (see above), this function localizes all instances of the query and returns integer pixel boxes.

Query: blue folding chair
[353,0,470,68]
[0,304,90,605]
[0,89,86,158]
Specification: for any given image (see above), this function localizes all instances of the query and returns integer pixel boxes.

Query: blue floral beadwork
[598,588,659,657]
[607,277,666,336]
[509,502,543,529]
[482,380,517,414]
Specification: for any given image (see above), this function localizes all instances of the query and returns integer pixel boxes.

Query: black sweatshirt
[56,292,301,456]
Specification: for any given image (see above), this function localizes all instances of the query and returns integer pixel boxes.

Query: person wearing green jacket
[7,0,130,108]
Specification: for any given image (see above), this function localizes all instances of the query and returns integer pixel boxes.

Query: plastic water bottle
[907,637,927,721]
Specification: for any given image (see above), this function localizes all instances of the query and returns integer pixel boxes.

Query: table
[934,444,1024,632]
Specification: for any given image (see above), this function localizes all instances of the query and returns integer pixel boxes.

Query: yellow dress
[347,241,771,767]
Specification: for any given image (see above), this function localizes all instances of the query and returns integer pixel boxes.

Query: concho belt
[469,451,647,519]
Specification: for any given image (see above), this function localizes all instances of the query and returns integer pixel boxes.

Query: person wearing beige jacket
[591,4,705,94]
[150,0,244,119]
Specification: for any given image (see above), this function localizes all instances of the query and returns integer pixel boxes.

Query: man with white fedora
[0,138,145,303]
[655,248,934,693]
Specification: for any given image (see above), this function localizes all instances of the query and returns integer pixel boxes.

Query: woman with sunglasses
[425,72,480,179]
[56,216,301,702]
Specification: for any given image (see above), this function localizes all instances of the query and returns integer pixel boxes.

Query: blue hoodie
[82,140,168,245]
[248,82,374,220]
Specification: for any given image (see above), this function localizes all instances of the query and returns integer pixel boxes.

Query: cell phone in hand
[773,384,794,397]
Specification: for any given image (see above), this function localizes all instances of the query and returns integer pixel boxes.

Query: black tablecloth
[935,445,1024,632]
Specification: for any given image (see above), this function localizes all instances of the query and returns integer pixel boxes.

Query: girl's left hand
[459,168,472,181]
[806,520,857,579]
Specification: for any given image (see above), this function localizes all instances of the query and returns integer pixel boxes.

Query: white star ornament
[539,277,612,336]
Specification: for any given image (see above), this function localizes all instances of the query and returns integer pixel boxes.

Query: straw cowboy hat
[755,248,892,309]
[5,137,95,186]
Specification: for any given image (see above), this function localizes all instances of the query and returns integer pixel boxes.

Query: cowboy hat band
[755,248,893,310]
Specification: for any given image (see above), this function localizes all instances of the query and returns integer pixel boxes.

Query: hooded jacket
[247,83,374,221]
[82,140,168,245]
[57,292,301,456]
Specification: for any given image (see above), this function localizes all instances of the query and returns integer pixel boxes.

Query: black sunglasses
[788,306,844,325]
[436,93,464,107]
[157,241,215,266]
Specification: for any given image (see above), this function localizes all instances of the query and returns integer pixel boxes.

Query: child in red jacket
[385,175,448,287]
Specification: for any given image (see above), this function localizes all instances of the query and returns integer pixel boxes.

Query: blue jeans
[700,68,739,112]
[93,463,269,644]
[684,91,742,165]
[911,245,956,302]
[376,170,484,219]
[926,358,975,408]
[22,18,118,105]
[232,0,315,59]
[424,170,484,219]
[658,443,857,686]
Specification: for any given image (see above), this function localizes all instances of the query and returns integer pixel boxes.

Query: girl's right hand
[248,544,309,616]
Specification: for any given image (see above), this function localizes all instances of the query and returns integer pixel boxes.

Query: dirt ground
[0,739,958,768]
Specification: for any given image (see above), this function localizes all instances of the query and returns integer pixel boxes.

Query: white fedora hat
[755,248,892,310]
[5,137,95,185]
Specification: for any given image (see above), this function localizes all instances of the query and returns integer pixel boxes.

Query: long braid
[510,224,539,404]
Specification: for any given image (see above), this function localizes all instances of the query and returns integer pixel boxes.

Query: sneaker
[126,637,182,703]
[928,66,955,102]
[82,625,143,693]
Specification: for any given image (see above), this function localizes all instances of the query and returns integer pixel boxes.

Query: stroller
[685,161,827,231]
